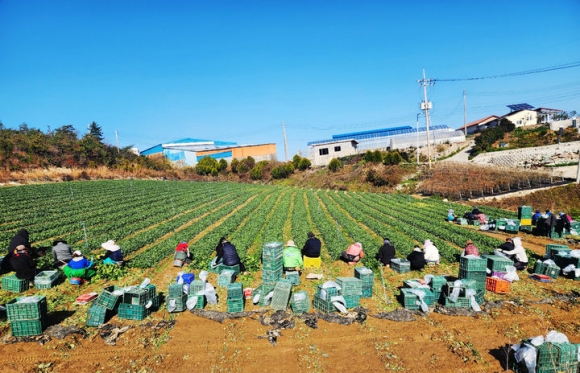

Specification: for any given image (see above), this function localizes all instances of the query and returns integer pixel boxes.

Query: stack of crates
[312,285,339,313]
[518,205,533,232]
[218,269,236,287]
[285,271,300,285]
[2,274,29,293]
[512,341,578,373]
[118,284,159,321]
[270,279,292,311]
[336,277,362,308]
[227,282,244,313]
[262,242,284,286]
[289,290,310,314]
[430,275,447,303]
[398,287,436,310]
[443,279,484,308]
[390,258,411,274]
[166,283,187,313]
[187,279,206,310]
[354,267,374,298]
[553,252,580,270]
[253,283,275,307]
[34,271,59,290]
[7,295,48,337]
[482,254,513,273]
[459,256,487,292]
[88,285,124,326]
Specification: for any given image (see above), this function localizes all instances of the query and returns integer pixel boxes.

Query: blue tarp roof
[308,125,450,146]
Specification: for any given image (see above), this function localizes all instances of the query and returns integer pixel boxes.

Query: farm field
[0,180,579,373]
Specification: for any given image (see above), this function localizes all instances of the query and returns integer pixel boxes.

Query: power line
[434,61,580,82]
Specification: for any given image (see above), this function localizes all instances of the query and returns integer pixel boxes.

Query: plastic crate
[86,304,109,327]
[2,274,30,293]
[444,290,484,308]
[118,303,150,320]
[403,279,430,289]
[285,271,300,286]
[95,286,123,310]
[34,271,59,289]
[551,342,578,365]
[6,296,47,321]
[354,266,374,284]
[482,255,514,272]
[342,294,360,309]
[145,284,156,299]
[227,298,244,313]
[554,254,580,269]
[187,293,206,309]
[361,285,373,298]
[336,277,363,296]
[430,276,447,293]
[227,282,243,299]
[270,281,292,311]
[166,294,188,313]
[190,280,205,294]
[123,288,149,306]
[485,277,510,294]
[391,259,411,273]
[534,261,547,275]
[168,283,184,298]
[312,296,336,313]
[504,220,520,233]
[399,288,435,310]
[290,291,310,314]
[458,270,487,289]
[262,242,284,261]
[218,270,236,287]
[262,258,284,271]
[254,284,275,307]
[545,265,560,279]
[261,268,283,285]
[10,317,46,337]
[518,206,533,219]
[456,218,468,225]
[315,285,339,301]
[303,256,321,268]
[545,244,570,259]
[459,256,487,272]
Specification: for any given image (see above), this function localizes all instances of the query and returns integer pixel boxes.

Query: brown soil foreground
[1,229,579,373]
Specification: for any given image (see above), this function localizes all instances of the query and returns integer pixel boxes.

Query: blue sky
[1,1,579,161]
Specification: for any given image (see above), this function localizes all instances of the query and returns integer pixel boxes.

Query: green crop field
[0,180,516,270]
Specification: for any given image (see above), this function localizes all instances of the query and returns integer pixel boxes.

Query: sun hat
[466,240,473,245]
[102,240,120,252]
[73,250,82,256]
[286,240,297,247]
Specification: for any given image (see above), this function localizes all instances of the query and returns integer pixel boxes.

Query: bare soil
[1,227,579,373]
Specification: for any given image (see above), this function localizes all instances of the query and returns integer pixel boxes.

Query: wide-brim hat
[286,240,297,247]
[102,240,120,252]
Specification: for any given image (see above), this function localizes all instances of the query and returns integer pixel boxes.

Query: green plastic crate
[34,271,59,289]
[342,294,360,309]
[285,271,300,286]
[445,280,481,296]
[10,317,46,337]
[254,284,275,307]
[482,255,514,272]
[261,268,283,285]
[444,290,484,308]
[190,280,205,294]
[7,296,47,321]
[262,242,284,261]
[545,265,560,279]
[459,256,487,272]
[86,304,108,327]
[336,277,363,296]
[2,274,30,293]
[168,283,184,298]
[315,285,339,301]
[262,257,284,271]
[220,264,241,276]
[399,288,435,310]
[312,296,336,313]
[145,284,157,299]
[361,285,373,298]
[34,279,58,290]
[227,298,244,313]
[270,281,292,311]
[430,276,447,293]
[187,293,206,309]
[354,267,374,285]
[290,291,310,314]
[95,286,123,310]
[545,244,570,259]
[123,288,149,306]
[458,270,487,290]
[534,261,547,275]
[391,259,411,273]
[403,279,430,289]
[118,303,150,320]
[166,294,188,313]
[218,270,236,287]
[227,282,243,299]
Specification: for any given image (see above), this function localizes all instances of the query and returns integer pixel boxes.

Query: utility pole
[115,130,120,153]
[418,69,434,168]
[463,90,467,137]
[282,121,289,162]
[416,113,420,164]
[576,151,580,183]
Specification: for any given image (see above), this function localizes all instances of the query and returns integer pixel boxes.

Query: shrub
[218,159,227,171]
[230,158,240,173]
[328,158,342,172]
[195,156,219,175]
[298,158,311,171]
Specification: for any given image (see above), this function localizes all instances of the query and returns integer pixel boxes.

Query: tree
[298,158,311,171]
[292,154,302,169]
[328,158,342,172]
[195,156,219,175]
[88,121,104,142]
[230,158,240,173]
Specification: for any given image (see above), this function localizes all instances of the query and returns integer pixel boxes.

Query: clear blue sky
[1,0,579,161]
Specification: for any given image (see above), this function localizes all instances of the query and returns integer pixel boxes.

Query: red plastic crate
[485,277,510,294]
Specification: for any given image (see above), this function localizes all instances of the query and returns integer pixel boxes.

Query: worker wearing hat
[283,240,303,274]
[462,239,480,257]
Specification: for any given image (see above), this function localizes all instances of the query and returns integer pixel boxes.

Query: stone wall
[472,141,580,168]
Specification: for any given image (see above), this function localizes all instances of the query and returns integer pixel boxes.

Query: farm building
[140,138,277,167]
[307,125,465,166]
[457,115,500,135]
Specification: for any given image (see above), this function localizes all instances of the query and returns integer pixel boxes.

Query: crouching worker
[63,250,95,280]
[407,246,426,271]
[496,237,528,271]
[10,245,38,284]
[174,241,191,267]
[283,240,303,274]
[213,237,246,274]
[52,238,73,269]
[340,242,364,265]
[101,240,124,266]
